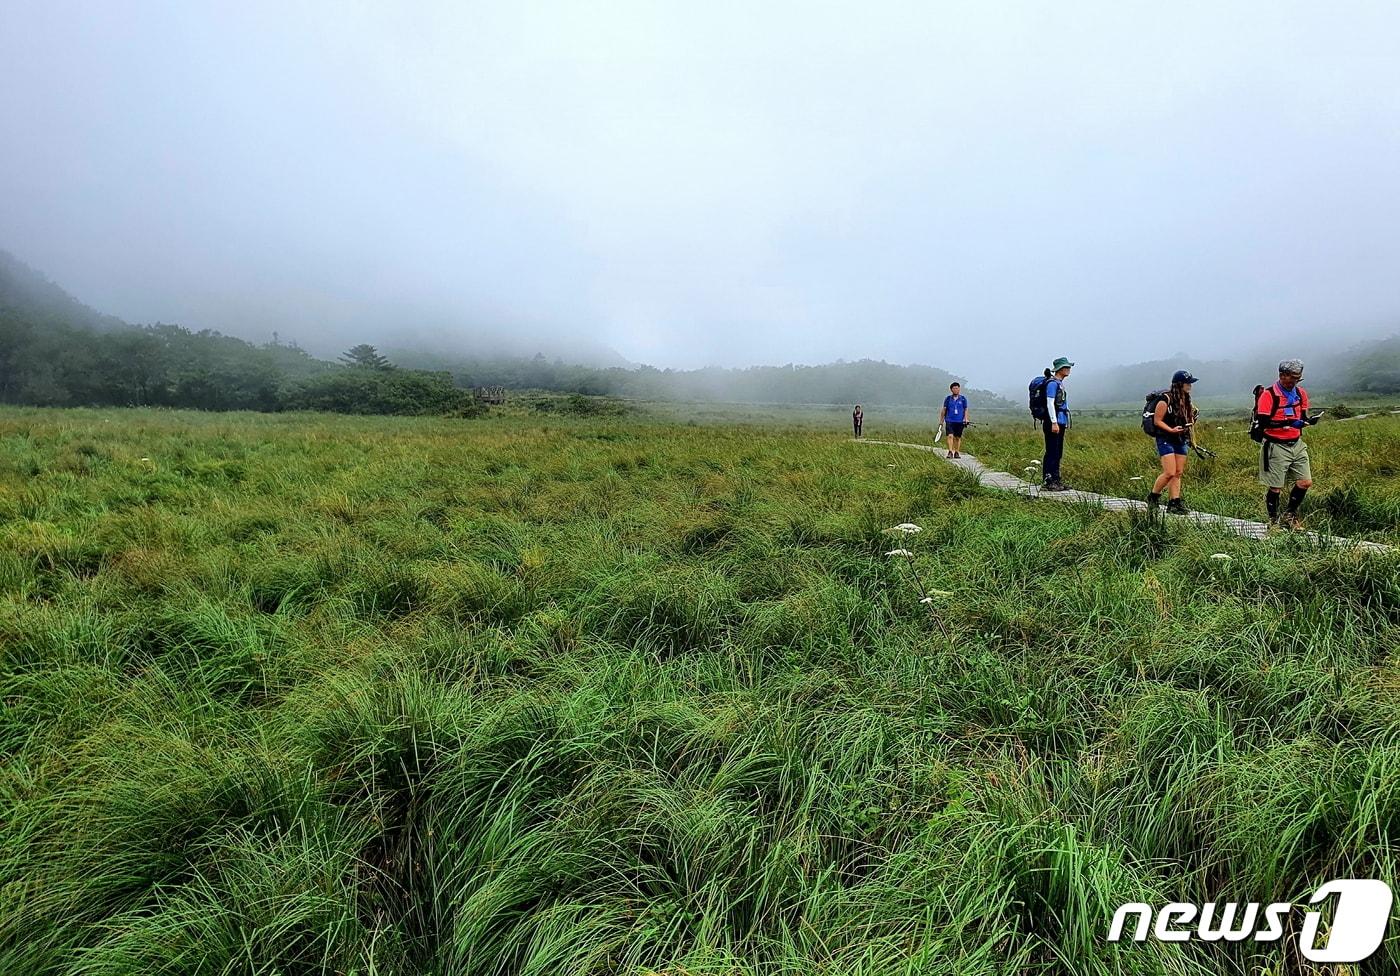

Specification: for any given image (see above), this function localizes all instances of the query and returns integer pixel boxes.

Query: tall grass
[1,406,1397,974]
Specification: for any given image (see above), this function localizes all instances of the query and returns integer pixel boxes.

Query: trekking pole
[1185,422,1216,460]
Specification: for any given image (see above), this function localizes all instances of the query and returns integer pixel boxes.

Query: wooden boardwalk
[859,439,1392,555]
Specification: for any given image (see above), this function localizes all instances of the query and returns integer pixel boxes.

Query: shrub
[284,369,471,415]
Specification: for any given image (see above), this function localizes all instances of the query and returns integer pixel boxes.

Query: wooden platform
[859,439,1392,554]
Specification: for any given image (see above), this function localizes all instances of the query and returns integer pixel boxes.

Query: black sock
[1266,490,1280,519]
[1287,485,1308,513]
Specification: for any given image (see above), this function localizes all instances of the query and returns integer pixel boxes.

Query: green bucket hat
[1052,356,1075,370]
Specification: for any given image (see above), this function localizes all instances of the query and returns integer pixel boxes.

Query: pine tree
[339,344,392,370]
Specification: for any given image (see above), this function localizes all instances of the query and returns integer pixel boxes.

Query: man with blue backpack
[1029,357,1073,491]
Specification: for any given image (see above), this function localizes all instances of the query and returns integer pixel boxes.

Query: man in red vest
[1257,359,1318,529]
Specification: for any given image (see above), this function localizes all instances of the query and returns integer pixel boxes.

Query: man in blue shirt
[1042,357,1073,491]
[940,382,969,458]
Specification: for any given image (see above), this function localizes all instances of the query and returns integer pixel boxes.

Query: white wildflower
[1210,553,1232,561]
[1129,476,1144,481]
[885,548,914,558]
[886,523,922,535]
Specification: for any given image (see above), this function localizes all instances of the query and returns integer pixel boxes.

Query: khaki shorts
[1259,437,1312,489]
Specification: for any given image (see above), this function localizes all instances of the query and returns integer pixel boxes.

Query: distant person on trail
[940,382,969,459]
[852,404,863,438]
[1146,369,1198,514]
[1039,357,1073,491]
[1255,359,1318,530]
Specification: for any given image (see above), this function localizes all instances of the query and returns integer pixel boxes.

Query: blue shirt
[943,394,967,422]
[1045,379,1069,426]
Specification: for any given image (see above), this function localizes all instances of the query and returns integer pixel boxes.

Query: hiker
[940,382,969,458]
[1037,357,1073,491]
[1255,359,1318,529]
[852,404,863,438]
[1145,370,1198,514]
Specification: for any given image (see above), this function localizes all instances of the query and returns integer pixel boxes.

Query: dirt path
[859,438,1392,554]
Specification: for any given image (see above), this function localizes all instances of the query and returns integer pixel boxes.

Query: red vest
[1258,382,1308,441]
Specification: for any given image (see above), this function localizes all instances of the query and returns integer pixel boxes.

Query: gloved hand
[1304,415,1320,426]
[1291,420,1305,429]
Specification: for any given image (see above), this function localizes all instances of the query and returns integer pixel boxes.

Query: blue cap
[1172,369,1199,384]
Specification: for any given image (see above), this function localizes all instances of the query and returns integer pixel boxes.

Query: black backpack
[1028,371,1052,421]
[1141,390,1170,437]
[1248,384,1277,442]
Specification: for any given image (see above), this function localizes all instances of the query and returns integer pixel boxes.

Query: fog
[3,1,1399,388]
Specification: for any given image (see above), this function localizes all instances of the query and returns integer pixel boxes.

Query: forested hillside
[6,249,1394,415]
[0,252,471,414]
[388,349,1006,407]
[1064,338,1400,404]
[0,250,1007,412]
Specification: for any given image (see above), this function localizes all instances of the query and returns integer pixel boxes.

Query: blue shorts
[1156,437,1188,456]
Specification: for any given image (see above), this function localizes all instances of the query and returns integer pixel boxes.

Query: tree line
[0,304,999,413]
[389,349,1005,407]
[5,248,1395,416]
[0,310,473,415]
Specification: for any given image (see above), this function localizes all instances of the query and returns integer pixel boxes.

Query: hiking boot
[1041,479,1068,492]
[1280,511,1304,531]
[1166,498,1189,515]
[1146,492,1161,512]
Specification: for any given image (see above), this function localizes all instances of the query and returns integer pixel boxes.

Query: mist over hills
[373,329,633,372]
[386,346,1004,408]
[0,250,127,334]
[1056,340,1400,405]
[1,247,1396,414]
[0,249,1006,410]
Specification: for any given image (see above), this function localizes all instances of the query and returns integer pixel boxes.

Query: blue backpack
[1028,371,1052,421]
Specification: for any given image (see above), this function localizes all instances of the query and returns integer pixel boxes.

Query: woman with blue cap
[1146,369,1198,513]
[1040,357,1074,490]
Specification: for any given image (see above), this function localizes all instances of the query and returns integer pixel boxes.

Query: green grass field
[3,406,1399,975]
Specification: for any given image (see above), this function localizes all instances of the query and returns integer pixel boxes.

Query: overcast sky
[3,1,1398,385]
